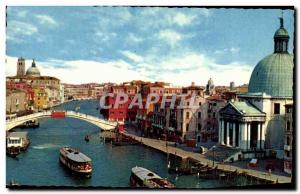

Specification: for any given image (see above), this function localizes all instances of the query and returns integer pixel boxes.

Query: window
[198,112,201,118]
[287,121,290,131]
[274,103,280,114]
[186,124,189,132]
[207,121,211,129]
[198,123,201,131]
[213,112,216,118]
[199,102,202,106]
[186,112,190,119]
[286,136,290,146]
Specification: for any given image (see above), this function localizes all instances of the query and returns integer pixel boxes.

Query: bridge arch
[6,111,117,131]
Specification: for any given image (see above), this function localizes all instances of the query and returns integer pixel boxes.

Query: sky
[5,7,294,86]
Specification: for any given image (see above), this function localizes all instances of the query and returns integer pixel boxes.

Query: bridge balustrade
[6,110,117,131]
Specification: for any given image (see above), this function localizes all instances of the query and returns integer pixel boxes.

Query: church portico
[219,101,266,153]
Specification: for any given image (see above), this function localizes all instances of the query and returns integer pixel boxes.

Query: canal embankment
[122,131,292,184]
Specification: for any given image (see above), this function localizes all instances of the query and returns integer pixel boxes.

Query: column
[232,122,236,147]
[218,119,222,144]
[261,123,265,149]
[257,123,261,150]
[240,123,246,150]
[247,123,251,150]
[237,123,240,147]
[221,120,224,145]
[226,122,230,146]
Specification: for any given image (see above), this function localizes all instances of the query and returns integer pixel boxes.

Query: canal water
[6,100,252,188]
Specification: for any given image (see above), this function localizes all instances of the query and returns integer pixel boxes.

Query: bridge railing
[66,111,117,127]
[6,111,52,123]
[6,110,117,128]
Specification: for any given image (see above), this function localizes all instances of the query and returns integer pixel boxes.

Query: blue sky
[6,7,294,86]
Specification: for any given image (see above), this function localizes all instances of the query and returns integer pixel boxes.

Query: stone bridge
[6,111,118,131]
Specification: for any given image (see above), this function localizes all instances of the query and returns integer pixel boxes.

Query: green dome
[274,28,289,38]
[248,53,294,97]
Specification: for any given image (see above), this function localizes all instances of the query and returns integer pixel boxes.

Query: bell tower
[16,57,25,76]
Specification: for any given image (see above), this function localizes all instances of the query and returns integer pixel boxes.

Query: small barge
[6,132,30,157]
[19,120,39,129]
[130,166,175,188]
[59,147,92,177]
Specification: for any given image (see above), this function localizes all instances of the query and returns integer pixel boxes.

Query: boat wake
[32,143,67,150]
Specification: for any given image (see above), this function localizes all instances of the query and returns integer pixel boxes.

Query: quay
[123,132,292,184]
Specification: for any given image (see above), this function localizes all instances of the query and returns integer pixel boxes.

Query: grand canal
[7,100,251,188]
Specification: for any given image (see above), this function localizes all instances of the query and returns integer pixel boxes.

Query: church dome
[248,17,293,98]
[26,60,41,77]
[248,53,293,97]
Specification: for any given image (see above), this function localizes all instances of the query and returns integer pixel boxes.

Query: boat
[6,147,21,158]
[9,178,20,187]
[84,135,90,142]
[6,132,30,157]
[20,120,39,129]
[59,147,92,177]
[130,166,175,188]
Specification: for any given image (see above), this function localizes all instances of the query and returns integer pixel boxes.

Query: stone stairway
[205,145,241,162]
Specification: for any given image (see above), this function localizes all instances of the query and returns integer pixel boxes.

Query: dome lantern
[32,59,36,67]
[274,14,290,53]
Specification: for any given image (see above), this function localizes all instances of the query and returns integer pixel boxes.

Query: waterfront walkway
[123,131,292,184]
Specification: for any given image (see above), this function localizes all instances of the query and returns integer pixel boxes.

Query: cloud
[158,29,183,48]
[127,33,143,44]
[95,31,117,42]
[5,56,150,84]
[6,52,252,87]
[17,10,28,18]
[138,8,211,30]
[230,47,240,54]
[198,8,212,17]
[6,20,38,42]
[121,51,144,63]
[35,14,57,27]
[172,13,196,26]
[215,47,240,55]
[150,53,252,86]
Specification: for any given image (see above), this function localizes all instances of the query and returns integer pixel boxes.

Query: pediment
[219,103,242,116]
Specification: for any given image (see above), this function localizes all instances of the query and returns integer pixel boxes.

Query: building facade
[284,104,293,174]
[6,89,27,115]
[218,17,294,160]
[200,95,226,142]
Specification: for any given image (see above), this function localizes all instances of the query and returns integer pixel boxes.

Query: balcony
[284,145,291,151]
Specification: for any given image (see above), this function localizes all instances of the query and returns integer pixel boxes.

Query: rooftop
[230,101,265,116]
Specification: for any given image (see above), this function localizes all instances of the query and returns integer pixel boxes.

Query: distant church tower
[16,57,25,76]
